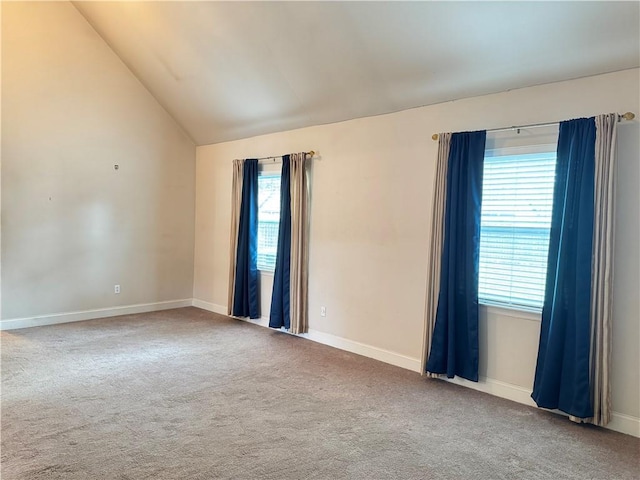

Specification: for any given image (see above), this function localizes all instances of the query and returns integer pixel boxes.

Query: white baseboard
[0,299,193,330]
[442,376,639,437]
[443,375,538,408]
[306,329,422,372]
[192,299,639,438]
[608,411,640,438]
[246,316,271,328]
[15,298,635,437]
[191,299,422,372]
[191,300,269,329]
[191,299,227,315]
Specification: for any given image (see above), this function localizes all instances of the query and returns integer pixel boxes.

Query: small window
[257,173,281,272]
[478,150,556,311]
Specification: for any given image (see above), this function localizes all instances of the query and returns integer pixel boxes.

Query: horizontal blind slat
[479,151,555,310]
[257,174,282,272]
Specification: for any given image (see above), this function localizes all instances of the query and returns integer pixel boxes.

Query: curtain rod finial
[432,134,439,141]
[621,112,635,121]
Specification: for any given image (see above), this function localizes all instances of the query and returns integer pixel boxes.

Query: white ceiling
[74,1,640,146]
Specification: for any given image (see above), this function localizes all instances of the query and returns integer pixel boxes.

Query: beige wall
[1,2,196,319]
[194,69,640,421]
[2,0,636,429]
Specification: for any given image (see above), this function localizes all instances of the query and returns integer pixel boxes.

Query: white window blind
[478,151,556,311]
[257,174,281,272]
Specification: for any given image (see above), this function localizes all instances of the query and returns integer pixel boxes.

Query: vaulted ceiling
[74,1,640,146]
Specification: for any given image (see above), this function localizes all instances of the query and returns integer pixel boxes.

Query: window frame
[256,163,282,274]
[478,142,558,313]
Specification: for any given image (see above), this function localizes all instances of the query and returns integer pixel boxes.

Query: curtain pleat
[426,131,486,382]
[421,133,452,376]
[289,153,310,334]
[228,159,245,316]
[570,113,617,426]
[232,159,260,319]
[532,118,596,419]
[269,156,292,329]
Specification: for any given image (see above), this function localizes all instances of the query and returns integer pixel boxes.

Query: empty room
[2,1,639,479]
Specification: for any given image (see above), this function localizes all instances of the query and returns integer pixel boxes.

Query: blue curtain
[269,156,292,329]
[232,159,260,319]
[531,118,596,418]
[426,131,486,382]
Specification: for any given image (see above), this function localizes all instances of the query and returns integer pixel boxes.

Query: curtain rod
[431,112,635,141]
[235,151,315,163]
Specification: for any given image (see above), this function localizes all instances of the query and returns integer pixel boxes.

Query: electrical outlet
[320,306,326,317]
[114,285,120,294]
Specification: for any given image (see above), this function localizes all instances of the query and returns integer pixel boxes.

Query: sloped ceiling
[74,1,640,146]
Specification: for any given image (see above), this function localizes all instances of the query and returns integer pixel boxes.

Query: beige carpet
[1,307,638,479]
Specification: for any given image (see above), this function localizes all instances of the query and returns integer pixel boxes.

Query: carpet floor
[1,307,638,479]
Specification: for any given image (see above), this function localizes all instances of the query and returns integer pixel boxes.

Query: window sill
[479,302,542,322]
[258,269,275,277]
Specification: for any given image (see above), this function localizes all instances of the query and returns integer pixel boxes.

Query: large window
[478,150,556,311]
[257,173,281,272]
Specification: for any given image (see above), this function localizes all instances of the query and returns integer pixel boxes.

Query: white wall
[1,2,196,321]
[194,69,640,433]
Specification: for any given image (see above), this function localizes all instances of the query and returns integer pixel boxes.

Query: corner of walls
[2,1,196,320]
[191,298,227,316]
[71,1,197,148]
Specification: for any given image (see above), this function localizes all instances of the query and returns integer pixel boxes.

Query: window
[478,150,556,311]
[257,173,281,272]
